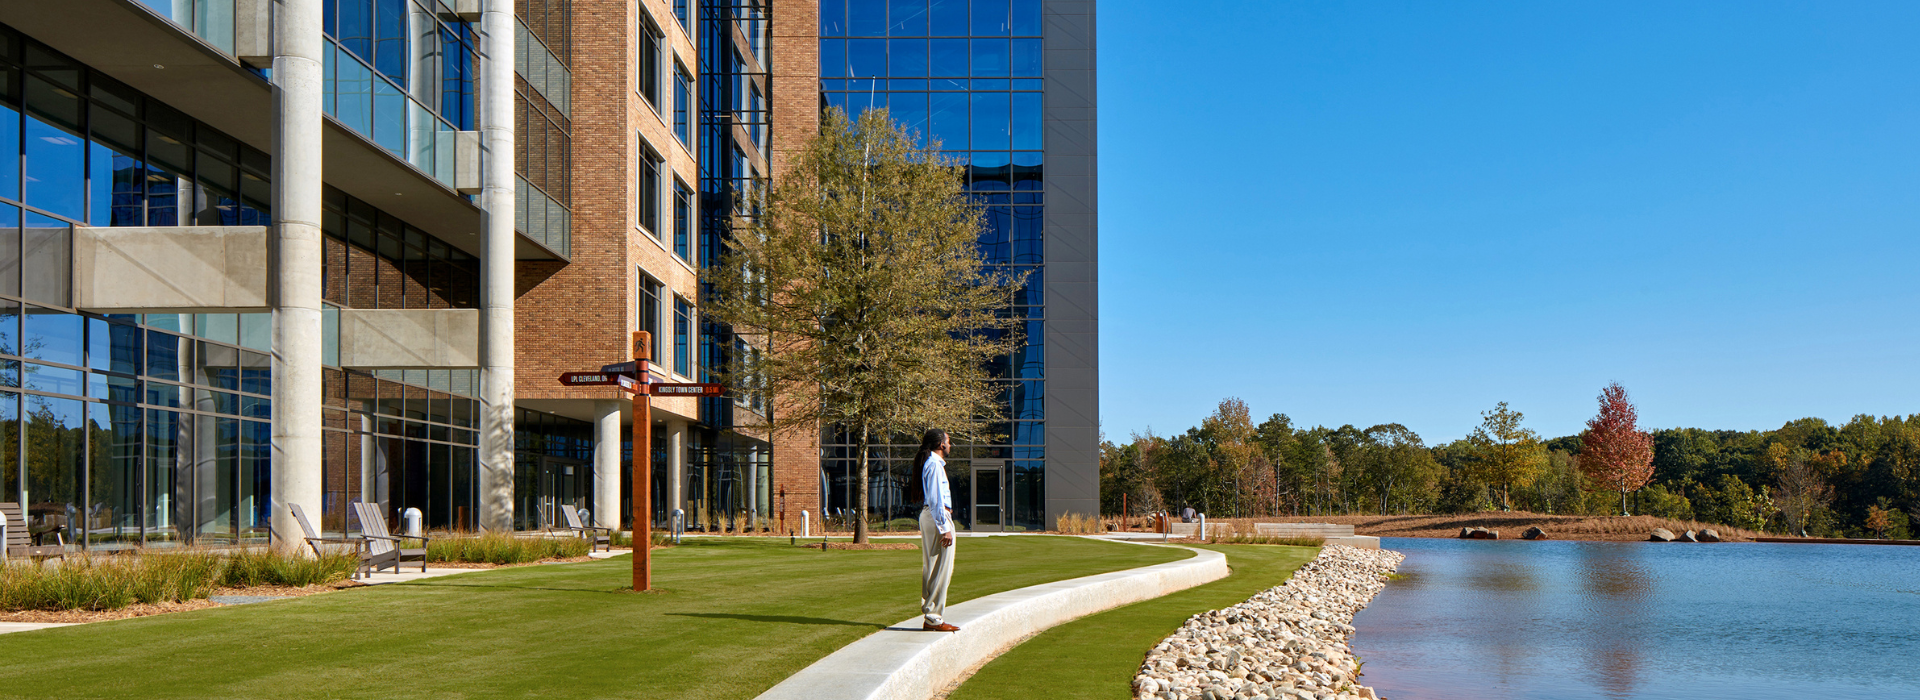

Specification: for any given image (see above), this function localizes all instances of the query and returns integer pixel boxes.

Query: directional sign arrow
[600,361,641,375]
[559,372,638,391]
[649,383,726,397]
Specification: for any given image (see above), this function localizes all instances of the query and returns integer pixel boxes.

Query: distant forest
[1100,397,1919,540]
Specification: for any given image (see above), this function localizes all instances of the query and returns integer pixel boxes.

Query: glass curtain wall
[321,0,477,187]
[132,1,239,55]
[0,27,275,551]
[315,185,482,535]
[512,407,591,530]
[514,0,572,256]
[689,1,773,534]
[817,0,1046,530]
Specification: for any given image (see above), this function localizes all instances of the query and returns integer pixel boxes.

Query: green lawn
[0,536,1184,700]
[949,544,1319,700]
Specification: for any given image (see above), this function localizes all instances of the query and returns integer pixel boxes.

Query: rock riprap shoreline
[1132,545,1406,700]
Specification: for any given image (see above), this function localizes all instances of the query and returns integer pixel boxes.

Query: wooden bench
[352,502,429,576]
[560,504,613,552]
[2,502,66,560]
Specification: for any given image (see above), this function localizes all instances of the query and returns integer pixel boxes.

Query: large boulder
[1699,529,1722,542]
[1678,530,1698,542]
[1460,527,1475,539]
[1648,528,1676,542]
[1466,528,1500,540]
[1522,526,1549,540]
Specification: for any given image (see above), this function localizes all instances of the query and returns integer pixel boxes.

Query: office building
[0,0,1090,550]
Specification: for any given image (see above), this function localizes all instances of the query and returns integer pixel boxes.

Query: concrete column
[269,0,326,554]
[477,0,517,531]
[668,420,687,518]
[745,444,759,526]
[592,400,622,529]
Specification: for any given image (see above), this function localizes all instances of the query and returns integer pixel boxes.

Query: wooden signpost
[557,334,726,592]
[630,332,651,591]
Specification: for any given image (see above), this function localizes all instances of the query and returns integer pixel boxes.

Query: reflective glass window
[849,0,887,36]
[971,0,1010,35]
[1012,38,1042,76]
[970,39,1009,76]
[889,38,927,77]
[23,306,80,366]
[0,95,21,201]
[889,0,927,36]
[930,91,967,150]
[848,38,886,78]
[23,75,83,219]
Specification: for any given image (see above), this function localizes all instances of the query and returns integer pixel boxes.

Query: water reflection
[1350,538,1920,700]
[1576,544,1651,699]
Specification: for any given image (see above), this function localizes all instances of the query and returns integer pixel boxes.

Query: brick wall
[767,0,822,517]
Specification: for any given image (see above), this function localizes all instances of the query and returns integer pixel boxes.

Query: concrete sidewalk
[754,537,1229,700]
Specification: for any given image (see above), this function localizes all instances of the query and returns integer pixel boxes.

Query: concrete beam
[72,226,270,312]
[337,309,482,368]
[235,0,272,67]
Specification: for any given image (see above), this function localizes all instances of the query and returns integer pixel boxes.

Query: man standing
[917,428,960,632]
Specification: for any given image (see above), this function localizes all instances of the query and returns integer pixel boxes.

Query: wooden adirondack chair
[288,503,361,559]
[2,503,65,560]
[351,502,429,576]
[560,504,612,552]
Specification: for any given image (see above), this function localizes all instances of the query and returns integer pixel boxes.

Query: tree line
[1100,387,1920,539]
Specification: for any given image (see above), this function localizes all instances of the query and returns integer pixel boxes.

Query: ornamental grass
[1,548,356,613]
[425,532,591,565]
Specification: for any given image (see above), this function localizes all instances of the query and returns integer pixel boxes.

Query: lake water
[1349,537,1920,700]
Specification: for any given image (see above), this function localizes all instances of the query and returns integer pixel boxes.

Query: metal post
[632,332,653,591]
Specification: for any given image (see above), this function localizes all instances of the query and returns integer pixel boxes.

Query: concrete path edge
[754,537,1231,700]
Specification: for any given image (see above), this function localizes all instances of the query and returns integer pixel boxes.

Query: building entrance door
[971,461,1005,533]
[538,457,587,529]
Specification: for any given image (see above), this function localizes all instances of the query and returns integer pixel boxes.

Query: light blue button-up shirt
[923,452,953,535]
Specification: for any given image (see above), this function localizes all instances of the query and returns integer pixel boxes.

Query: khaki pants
[919,507,956,625]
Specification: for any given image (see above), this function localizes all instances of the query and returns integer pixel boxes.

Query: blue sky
[1096,1,1920,443]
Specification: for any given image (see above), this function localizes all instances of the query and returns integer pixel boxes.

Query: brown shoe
[922,622,961,632]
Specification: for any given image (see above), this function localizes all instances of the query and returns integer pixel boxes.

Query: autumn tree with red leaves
[1580,382,1656,515]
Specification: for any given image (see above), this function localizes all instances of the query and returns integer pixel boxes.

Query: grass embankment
[0,536,1183,700]
[1240,513,1766,541]
[949,544,1319,700]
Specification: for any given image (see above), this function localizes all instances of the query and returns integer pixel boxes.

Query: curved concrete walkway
[755,537,1229,700]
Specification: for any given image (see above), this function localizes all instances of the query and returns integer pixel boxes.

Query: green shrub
[427,532,591,564]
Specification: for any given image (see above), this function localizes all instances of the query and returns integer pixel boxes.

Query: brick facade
[767,0,822,520]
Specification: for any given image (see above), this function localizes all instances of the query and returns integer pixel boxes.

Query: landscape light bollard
[801,510,810,538]
[1198,514,1206,542]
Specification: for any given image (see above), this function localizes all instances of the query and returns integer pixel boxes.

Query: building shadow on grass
[668,612,882,628]
[395,581,644,595]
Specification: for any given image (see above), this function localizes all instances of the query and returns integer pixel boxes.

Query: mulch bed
[0,579,364,624]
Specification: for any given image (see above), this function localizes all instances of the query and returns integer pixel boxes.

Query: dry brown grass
[1215,512,1769,542]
